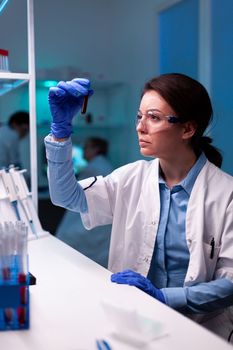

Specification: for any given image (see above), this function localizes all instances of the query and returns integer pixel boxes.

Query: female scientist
[44,73,233,341]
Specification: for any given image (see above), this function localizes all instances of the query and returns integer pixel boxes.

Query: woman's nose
[136,117,147,132]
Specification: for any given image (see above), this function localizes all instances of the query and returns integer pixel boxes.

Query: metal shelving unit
[0,0,38,210]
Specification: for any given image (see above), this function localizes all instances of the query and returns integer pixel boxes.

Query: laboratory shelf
[0,72,30,96]
[0,78,29,96]
[0,71,30,80]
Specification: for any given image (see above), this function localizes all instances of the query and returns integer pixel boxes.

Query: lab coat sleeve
[79,174,115,229]
[44,135,88,213]
[215,200,233,280]
[162,200,233,313]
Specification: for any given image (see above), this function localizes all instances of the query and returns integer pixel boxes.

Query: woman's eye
[149,113,160,121]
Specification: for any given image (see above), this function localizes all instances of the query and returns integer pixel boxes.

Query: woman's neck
[159,150,197,188]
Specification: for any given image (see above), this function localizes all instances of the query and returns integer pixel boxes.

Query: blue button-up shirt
[148,153,206,289]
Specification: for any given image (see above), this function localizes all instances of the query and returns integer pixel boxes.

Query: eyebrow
[138,108,163,113]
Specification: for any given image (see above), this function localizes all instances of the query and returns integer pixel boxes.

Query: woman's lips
[139,139,150,146]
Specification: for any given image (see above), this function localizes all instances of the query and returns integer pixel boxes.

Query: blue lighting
[42,80,58,88]
[0,79,27,96]
[0,0,9,14]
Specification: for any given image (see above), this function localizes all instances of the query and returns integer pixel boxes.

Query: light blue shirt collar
[159,153,207,195]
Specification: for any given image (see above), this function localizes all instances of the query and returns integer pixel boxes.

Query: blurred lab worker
[79,137,113,179]
[44,75,233,341]
[56,137,113,267]
[0,111,29,169]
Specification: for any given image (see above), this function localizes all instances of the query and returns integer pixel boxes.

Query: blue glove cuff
[154,288,166,304]
[51,122,73,138]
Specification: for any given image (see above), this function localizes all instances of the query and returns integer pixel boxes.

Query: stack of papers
[101,300,167,348]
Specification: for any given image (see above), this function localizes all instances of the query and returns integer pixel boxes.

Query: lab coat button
[151,221,156,225]
[187,239,192,244]
[190,276,194,281]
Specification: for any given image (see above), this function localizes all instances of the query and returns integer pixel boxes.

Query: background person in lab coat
[0,111,29,169]
[56,137,113,267]
[45,74,233,341]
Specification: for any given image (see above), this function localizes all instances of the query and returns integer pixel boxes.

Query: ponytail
[198,136,222,168]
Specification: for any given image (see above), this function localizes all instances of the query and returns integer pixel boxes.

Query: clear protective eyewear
[135,109,180,128]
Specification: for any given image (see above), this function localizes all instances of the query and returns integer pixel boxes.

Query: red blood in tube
[20,286,27,304]
[17,307,26,326]
[4,309,13,324]
[81,95,89,114]
[18,273,27,283]
[18,273,27,305]
[2,267,10,280]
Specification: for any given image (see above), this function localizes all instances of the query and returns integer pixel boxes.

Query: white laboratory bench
[0,234,232,350]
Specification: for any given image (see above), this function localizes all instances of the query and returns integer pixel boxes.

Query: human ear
[182,121,197,140]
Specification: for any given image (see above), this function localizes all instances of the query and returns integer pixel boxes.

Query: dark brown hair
[8,111,29,126]
[85,137,108,156]
[142,73,222,167]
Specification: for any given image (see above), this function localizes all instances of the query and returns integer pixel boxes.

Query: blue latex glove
[111,269,166,303]
[49,78,93,138]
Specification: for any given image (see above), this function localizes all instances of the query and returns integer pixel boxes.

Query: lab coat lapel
[136,158,161,276]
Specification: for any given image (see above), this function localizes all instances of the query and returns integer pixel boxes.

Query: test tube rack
[0,259,36,331]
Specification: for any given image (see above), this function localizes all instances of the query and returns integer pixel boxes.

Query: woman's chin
[140,148,155,157]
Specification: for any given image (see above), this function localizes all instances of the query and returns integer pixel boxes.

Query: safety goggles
[135,110,180,128]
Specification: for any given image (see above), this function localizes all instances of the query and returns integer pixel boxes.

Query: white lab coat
[79,158,233,339]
